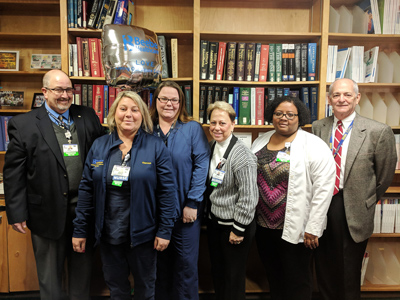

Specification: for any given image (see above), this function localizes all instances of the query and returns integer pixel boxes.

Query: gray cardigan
[209,138,258,236]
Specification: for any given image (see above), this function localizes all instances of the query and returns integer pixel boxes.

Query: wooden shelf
[329,33,400,43]
[0,33,60,41]
[371,233,400,238]
[362,280,400,292]
[385,187,400,194]
[0,109,30,114]
[200,32,321,43]
[200,80,320,86]
[0,71,47,76]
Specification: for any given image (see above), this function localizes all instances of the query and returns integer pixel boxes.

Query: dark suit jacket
[312,113,397,243]
[4,104,104,240]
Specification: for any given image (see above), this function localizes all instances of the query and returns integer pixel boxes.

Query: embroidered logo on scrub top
[91,159,104,167]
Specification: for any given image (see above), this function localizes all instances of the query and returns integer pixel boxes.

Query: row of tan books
[199,41,317,83]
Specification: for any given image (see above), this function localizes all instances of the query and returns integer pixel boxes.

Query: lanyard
[47,110,71,131]
[210,135,238,170]
[156,122,175,146]
[122,153,130,167]
[329,120,354,158]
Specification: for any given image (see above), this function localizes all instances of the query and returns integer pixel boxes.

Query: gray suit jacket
[312,113,397,243]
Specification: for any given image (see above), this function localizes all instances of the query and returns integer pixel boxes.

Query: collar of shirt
[333,111,356,131]
[45,102,72,126]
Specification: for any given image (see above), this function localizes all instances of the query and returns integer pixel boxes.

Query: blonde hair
[207,101,236,122]
[107,91,153,134]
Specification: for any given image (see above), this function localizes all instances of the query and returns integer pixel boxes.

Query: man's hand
[154,237,170,251]
[72,237,87,253]
[182,206,197,223]
[12,221,27,234]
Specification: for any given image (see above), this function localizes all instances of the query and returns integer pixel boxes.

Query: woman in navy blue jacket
[150,81,210,300]
[72,91,177,300]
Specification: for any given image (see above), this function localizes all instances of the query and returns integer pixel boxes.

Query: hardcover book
[310,86,318,123]
[294,43,301,81]
[113,0,128,25]
[226,42,237,81]
[171,38,178,78]
[216,42,227,80]
[158,35,169,78]
[235,42,246,81]
[259,44,269,82]
[254,43,262,82]
[268,44,276,82]
[200,40,210,80]
[88,0,102,29]
[88,38,101,77]
[184,85,192,116]
[208,42,219,80]
[96,0,111,29]
[255,87,265,125]
[82,38,91,77]
[288,44,295,81]
[239,87,251,125]
[199,85,206,123]
[245,42,256,81]
[76,37,83,77]
[307,43,317,81]
[275,43,283,82]
[282,43,289,81]
[301,43,308,81]
[104,0,118,25]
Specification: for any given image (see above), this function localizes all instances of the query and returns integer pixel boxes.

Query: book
[158,36,169,79]
[89,38,101,77]
[74,83,82,105]
[171,38,178,78]
[310,86,318,123]
[216,42,227,81]
[221,86,229,102]
[1,116,13,150]
[255,87,264,125]
[226,42,237,81]
[259,44,269,82]
[108,86,116,109]
[214,86,222,102]
[282,43,289,81]
[88,0,102,29]
[104,0,118,25]
[335,47,352,79]
[113,0,128,24]
[239,87,251,125]
[300,87,310,110]
[294,43,301,81]
[127,0,135,25]
[208,42,218,80]
[103,84,109,123]
[236,42,246,81]
[82,84,88,106]
[82,0,89,27]
[68,0,74,28]
[307,43,317,81]
[288,44,295,81]
[184,85,192,116]
[245,42,256,81]
[233,87,240,122]
[96,0,111,29]
[300,43,308,81]
[200,40,210,80]
[93,85,104,123]
[268,43,276,82]
[87,84,93,108]
[77,0,83,27]
[275,43,283,82]
[251,87,256,125]
[68,44,74,76]
[76,37,83,77]
[253,43,262,82]
[82,38,91,77]
[199,85,206,123]
[364,46,379,83]
[205,86,215,124]
[72,44,78,76]
[276,87,284,98]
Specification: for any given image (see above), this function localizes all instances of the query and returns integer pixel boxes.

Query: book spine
[255,87,264,125]
[103,84,108,123]
[108,86,116,108]
[171,38,178,78]
[82,0,88,28]
[275,43,282,82]
[74,83,82,105]
[127,0,134,25]
[226,42,237,81]
[276,87,283,98]
[77,0,83,27]
[184,85,192,116]
[158,36,169,78]
[239,87,251,125]
[294,43,301,81]
[282,43,289,81]
[82,38,91,76]
[310,86,318,123]
[259,44,269,82]
[253,43,261,82]
[104,0,118,25]
[288,44,295,81]
[245,42,256,81]
[251,87,256,125]
[72,44,78,76]
[87,84,93,108]
[82,84,88,106]
[307,43,317,81]
[87,0,101,29]
[233,87,240,122]
[236,42,246,81]
[205,86,215,124]
[98,38,105,78]
[300,86,310,109]
[89,38,101,77]
[76,37,83,77]
[199,85,206,123]
[208,42,218,80]
[113,0,127,24]
[301,43,308,81]
[200,40,210,80]
[69,44,74,76]
[221,86,229,102]
[216,42,227,80]
[96,0,111,29]
[268,44,276,82]
[68,0,74,28]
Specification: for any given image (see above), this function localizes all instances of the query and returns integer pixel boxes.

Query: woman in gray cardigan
[205,101,258,300]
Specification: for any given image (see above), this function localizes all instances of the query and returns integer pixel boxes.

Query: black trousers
[314,191,368,300]
[207,219,256,300]
[255,225,313,300]
[31,203,93,300]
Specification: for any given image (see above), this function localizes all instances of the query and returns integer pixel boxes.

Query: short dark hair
[265,96,311,126]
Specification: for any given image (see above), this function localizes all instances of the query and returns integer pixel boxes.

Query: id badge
[111,165,130,182]
[210,169,225,187]
[276,151,290,163]
[63,144,79,156]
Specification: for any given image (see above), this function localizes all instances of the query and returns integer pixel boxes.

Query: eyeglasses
[45,87,75,95]
[273,112,298,120]
[157,97,180,104]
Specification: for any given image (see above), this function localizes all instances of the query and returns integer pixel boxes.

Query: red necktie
[333,120,343,195]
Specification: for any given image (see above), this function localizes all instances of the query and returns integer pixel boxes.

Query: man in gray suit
[312,78,397,300]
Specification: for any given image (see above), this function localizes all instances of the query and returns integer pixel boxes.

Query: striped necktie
[333,120,343,195]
